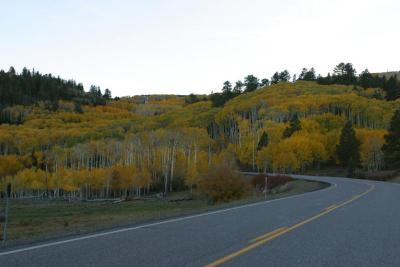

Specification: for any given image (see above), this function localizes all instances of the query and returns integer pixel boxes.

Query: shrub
[199,163,250,203]
[251,174,267,190]
[266,175,294,189]
[251,174,294,190]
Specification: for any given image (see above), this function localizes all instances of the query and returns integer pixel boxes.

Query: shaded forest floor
[0,179,326,247]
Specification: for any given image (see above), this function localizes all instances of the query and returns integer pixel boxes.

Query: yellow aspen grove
[356,129,386,171]
[185,163,199,195]
[1,80,398,199]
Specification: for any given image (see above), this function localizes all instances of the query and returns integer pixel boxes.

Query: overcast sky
[1,0,399,96]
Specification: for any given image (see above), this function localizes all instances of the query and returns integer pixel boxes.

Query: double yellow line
[206,183,375,267]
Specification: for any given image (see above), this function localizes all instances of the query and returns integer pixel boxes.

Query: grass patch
[0,179,327,246]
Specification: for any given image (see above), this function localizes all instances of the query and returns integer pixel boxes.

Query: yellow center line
[205,183,375,267]
[249,227,288,243]
[205,227,290,267]
[324,204,337,211]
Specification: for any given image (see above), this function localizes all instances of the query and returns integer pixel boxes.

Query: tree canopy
[336,121,361,176]
[1,64,399,200]
[0,67,112,125]
[283,115,302,138]
[383,110,400,169]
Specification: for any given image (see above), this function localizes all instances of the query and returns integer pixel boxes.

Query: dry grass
[0,179,326,246]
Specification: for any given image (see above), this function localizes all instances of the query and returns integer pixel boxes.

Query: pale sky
[1,0,399,96]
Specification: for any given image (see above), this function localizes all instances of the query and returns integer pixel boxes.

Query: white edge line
[0,180,337,256]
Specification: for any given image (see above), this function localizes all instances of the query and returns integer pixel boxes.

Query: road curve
[1,175,400,266]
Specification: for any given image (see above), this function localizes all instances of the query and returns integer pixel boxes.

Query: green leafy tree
[336,121,361,176]
[283,114,301,138]
[382,110,400,169]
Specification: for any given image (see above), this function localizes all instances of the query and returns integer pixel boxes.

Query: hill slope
[0,81,399,199]
[0,67,111,124]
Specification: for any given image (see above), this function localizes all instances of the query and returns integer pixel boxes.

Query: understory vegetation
[0,177,324,243]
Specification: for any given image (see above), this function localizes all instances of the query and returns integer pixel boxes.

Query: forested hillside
[0,67,111,124]
[0,66,399,200]
[215,81,398,173]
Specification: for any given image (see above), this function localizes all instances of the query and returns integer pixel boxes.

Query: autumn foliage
[199,153,251,203]
[0,79,400,199]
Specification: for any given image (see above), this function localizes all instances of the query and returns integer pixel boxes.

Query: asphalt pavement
[1,175,399,267]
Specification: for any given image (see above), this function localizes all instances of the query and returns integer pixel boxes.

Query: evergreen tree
[299,68,316,81]
[332,62,357,85]
[384,76,400,101]
[358,69,374,89]
[103,89,112,100]
[210,80,244,107]
[244,75,259,92]
[260,78,270,87]
[0,66,111,110]
[271,72,280,84]
[8,66,16,75]
[279,70,291,82]
[336,121,361,176]
[382,110,400,169]
[210,93,226,107]
[271,70,291,84]
[185,93,200,104]
[333,62,347,77]
[222,81,232,93]
[283,114,301,138]
[257,131,269,150]
[233,80,243,94]
[90,85,102,97]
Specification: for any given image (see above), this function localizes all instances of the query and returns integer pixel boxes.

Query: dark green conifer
[257,131,269,150]
[382,110,400,169]
[336,121,361,176]
[283,114,301,138]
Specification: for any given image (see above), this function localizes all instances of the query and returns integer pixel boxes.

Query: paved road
[1,175,400,266]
